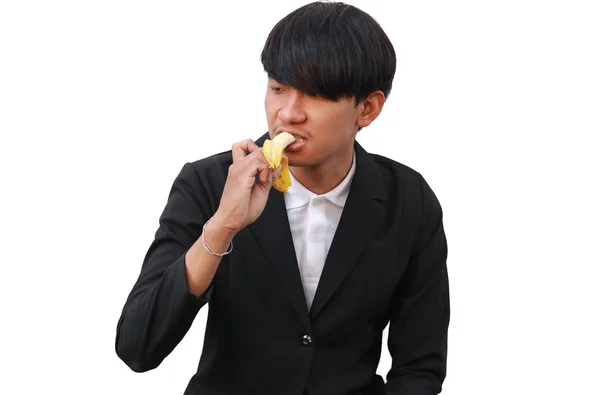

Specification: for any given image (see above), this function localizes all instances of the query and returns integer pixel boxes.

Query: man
[115,2,450,394]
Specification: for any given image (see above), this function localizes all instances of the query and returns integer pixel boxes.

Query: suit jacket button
[302,334,312,346]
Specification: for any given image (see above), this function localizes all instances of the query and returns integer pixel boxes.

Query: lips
[276,130,307,141]
[283,137,307,153]
[291,135,306,143]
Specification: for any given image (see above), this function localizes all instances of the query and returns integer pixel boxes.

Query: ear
[356,91,386,129]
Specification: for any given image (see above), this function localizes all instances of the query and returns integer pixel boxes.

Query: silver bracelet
[202,218,233,257]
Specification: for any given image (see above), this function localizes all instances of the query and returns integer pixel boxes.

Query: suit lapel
[248,133,312,332]
[247,134,388,327]
[309,142,387,320]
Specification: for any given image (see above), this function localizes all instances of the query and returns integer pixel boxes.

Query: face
[264,77,361,170]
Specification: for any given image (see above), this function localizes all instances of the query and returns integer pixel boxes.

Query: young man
[116,2,450,394]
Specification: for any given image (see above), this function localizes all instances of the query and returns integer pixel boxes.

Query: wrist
[206,213,238,242]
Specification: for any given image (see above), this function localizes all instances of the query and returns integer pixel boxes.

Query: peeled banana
[262,132,296,193]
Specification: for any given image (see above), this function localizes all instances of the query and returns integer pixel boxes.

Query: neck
[290,148,354,195]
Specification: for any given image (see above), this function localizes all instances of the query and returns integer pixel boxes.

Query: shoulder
[369,152,421,182]
[165,150,233,213]
[186,149,233,181]
[368,152,430,194]
[365,152,444,253]
[367,152,442,213]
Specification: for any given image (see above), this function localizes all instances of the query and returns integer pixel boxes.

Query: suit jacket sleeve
[385,174,450,394]
[115,162,216,372]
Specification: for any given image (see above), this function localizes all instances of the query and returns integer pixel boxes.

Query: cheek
[314,108,356,134]
[264,101,277,121]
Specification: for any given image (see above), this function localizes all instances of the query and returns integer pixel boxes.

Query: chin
[288,157,317,168]
[287,157,305,167]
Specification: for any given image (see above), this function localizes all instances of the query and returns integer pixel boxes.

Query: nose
[278,93,307,124]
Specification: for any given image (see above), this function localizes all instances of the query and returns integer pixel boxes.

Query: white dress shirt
[283,152,356,310]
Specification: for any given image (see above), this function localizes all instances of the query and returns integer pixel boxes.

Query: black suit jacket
[115,133,450,395]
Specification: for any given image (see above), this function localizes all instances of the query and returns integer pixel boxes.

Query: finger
[256,158,271,184]
[274,163,283,179]
[268,168,275,183]
[230,149,270,185]
[244,147,270,166]
[235,155,269,183]
[231,139,260,162]
[231,144,247,162]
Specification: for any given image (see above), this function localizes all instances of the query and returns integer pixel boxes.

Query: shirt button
[310,234,319,242]
[302,334,312,347]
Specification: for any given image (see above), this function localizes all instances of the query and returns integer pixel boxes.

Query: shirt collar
[284,151,356,209]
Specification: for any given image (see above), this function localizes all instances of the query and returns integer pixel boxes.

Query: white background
[1,1,599,394]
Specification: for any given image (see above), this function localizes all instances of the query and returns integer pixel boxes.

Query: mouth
[276,130,307,144]
[291,135,306,144]
[282,135,307,153]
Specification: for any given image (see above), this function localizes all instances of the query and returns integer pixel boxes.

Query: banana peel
[262,132,295,193]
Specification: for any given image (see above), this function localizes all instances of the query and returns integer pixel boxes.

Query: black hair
[260,1,396,104]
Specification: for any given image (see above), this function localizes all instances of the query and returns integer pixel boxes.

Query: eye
[270,85,284,93]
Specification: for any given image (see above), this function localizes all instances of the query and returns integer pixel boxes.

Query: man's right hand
[211,138,281,235]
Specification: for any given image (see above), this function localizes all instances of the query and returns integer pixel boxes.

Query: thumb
[263,164,282,190]
[273,164,283,179]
